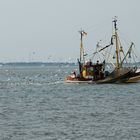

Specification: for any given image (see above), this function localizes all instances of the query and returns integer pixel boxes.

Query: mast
[78,29,87,78]
[79,29,87,63]
[113,17,120,68]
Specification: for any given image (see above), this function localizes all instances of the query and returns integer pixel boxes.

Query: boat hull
[127,75,140,83]
[126,71,140,83]
[65,68,133,84]
[65,76,93,83]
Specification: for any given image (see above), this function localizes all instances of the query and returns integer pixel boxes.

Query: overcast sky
[0,0,139,62]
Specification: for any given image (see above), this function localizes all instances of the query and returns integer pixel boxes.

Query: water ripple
[0,65,140,139]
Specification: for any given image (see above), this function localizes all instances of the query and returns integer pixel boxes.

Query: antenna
[113,16,118,30]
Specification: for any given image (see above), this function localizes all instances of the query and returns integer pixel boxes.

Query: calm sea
[0,64,140,140]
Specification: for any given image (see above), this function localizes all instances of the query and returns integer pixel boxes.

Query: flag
[83,31,87,36]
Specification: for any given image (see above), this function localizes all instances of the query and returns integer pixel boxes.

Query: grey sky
[0,0,139,62]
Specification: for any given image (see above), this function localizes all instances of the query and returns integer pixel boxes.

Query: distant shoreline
[0,62,139,67]
[0,62,77,66]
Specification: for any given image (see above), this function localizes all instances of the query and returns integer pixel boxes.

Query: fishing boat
[94,17,138,83]
[98,17,140,83]
[65,17,135,84]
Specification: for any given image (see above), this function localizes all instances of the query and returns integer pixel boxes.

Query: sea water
[0,63,140,140]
